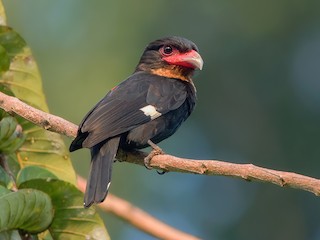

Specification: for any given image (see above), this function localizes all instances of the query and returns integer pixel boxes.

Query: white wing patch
[140,105,162,120]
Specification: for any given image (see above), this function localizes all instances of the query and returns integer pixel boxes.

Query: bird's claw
[156,169,167,175]
[144,148,164,169]
[144,140,165,170]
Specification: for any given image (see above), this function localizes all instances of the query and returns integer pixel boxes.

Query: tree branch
[118,150,320,196]
[0,91,319,196]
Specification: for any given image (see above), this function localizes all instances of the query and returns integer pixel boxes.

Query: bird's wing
[79,72,188,148]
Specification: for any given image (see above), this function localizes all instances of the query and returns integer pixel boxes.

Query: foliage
[0,2,109,239]
[0,186,53,233]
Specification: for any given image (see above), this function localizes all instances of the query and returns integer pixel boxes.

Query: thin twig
[77,176,200,240]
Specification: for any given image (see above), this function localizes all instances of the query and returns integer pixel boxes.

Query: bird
[69,36,203,208]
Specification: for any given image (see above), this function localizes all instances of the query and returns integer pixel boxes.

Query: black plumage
[70,36,203,207]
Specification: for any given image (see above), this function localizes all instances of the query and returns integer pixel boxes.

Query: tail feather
[84,137,120,208]
[69,131,89,152]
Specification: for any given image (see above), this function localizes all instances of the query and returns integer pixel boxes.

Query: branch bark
[118,151,320,196]
[0,92,78,138]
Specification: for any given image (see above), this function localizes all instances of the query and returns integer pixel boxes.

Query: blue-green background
[4,1,320,239]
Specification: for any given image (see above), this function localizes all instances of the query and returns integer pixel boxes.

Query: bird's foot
[144,140,167,175]
[144,148,164,169]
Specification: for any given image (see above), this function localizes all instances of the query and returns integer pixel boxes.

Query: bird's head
[136,36,203,82]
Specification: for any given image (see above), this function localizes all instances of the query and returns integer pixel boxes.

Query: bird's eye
[160,45,174,56]
[163,46,173,54]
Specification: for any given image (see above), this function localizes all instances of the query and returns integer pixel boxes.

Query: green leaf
[0,188,53,233]
[0,166,11,188]
[0,116,26,154]
[0,26,46,110]
[16,165,58,187]
[0,44,9,73]
[16,130,76,183]
[0,26,26,59]
[0,230,21,240]
[0,26,76,184]
[0,185,10,197]
[6,154,21,181]
[20,179,110,240]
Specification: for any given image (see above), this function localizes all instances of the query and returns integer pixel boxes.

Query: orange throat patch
[150,66,193,82]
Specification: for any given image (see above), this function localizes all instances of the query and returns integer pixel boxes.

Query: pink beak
[163,50,204,70]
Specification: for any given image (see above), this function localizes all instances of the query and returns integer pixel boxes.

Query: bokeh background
[3,1,320,239]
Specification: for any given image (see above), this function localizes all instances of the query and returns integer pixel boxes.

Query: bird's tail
[84,137,120,208]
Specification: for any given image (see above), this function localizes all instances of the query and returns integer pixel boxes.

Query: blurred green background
[3,1,320,239]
